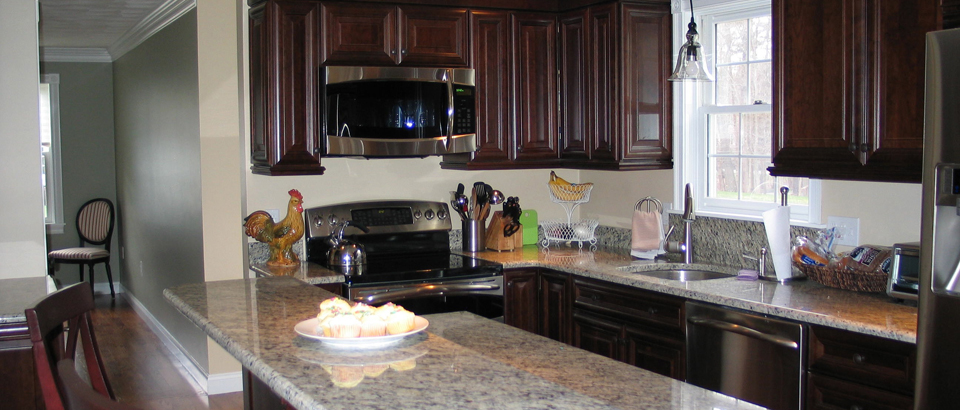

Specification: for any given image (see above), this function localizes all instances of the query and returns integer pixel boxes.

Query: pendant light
[669,0,713,82]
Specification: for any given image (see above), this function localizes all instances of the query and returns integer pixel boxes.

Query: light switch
[826,216,860,247]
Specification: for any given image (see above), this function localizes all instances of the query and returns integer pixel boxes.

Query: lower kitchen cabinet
[807,324,916,409]
[538,270,572,343]
[0,323,42,410]
[503,268,540,334]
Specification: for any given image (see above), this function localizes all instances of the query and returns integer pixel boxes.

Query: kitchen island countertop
[0,275,58,324]
[253,244,917,343]
[165,277,764,410]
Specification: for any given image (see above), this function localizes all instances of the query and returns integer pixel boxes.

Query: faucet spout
[682,184,695,263]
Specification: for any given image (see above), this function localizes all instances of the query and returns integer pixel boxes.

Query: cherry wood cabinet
[503,268,540,334]
[570,275,686,380]
[945,0,960,29]
[806,324,917,409]
[538,269,572,343]
[0,322,42,410]
[249,0,325,176]
[770,0,938,182]
[320,3,469,67]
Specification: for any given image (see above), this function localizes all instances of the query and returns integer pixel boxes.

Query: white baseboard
[120,284,243,394]
[93,281,121,296]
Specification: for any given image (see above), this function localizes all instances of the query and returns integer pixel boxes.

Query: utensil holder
[463,220,485,252]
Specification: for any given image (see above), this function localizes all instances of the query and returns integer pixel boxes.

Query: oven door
[348,276,503,319]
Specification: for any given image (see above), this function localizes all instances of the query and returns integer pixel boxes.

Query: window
[674,0,820,223]
[40,74,64,234]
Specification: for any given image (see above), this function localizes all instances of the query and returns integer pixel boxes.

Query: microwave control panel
[453,87,476,135]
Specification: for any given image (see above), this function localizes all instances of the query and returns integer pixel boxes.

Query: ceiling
[38,0,191,62]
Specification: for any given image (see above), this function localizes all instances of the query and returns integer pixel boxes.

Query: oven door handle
[357,283,501,305]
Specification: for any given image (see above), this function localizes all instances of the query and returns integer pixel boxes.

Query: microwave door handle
[445,69,454,150]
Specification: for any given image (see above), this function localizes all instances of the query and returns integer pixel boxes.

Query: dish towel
[630,210,665,259]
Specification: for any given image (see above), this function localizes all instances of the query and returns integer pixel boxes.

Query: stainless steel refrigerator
[917,27,960,409]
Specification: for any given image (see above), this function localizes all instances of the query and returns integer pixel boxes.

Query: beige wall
[0,0,47,280]
[196,0,243,377]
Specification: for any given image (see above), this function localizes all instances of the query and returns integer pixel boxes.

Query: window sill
[46,223,65,235]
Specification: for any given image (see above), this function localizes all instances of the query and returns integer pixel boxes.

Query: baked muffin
[350,303,375,316]
[319,297,351,312]
[386,308,416,335]
[374,302,399,320]
[330,366,364,388]
[358,313,387,337]
[326,311,362,338]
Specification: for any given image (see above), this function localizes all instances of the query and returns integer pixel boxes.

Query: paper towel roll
[762,206,793,281]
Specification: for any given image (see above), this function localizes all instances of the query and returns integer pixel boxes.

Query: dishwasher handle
[688,317,799,350]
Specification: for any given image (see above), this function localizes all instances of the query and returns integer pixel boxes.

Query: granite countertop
[0,276,58,324]
[253,245,918,343]
[165,277,764,410]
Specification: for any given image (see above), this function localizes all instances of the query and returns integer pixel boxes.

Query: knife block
[485,211,523,251]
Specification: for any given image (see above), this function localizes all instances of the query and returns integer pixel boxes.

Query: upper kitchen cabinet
[320,3,469,67]
[769,0,938,182]
[944,0,960,29]
[249,0,325,176]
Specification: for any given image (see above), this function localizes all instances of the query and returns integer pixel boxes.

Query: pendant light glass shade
[669,7,713,82]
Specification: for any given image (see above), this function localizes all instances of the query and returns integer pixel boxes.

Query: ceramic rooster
[244,189,305,266]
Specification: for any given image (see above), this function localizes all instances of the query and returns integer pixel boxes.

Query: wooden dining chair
[48,198,116,298]
[57,359,139,410]
[25,282,115,410]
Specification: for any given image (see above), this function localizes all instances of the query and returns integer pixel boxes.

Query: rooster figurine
[244,189,305,267]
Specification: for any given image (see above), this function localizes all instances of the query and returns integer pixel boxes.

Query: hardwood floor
[90,293,244,410]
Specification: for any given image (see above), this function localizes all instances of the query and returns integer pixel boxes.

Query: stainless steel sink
[618,268,732,281]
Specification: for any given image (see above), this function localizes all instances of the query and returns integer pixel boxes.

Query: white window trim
[41,74,65,234]
[671,0,822,225]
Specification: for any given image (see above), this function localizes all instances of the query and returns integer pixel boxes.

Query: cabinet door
[538,270,570,343]
[946,0,960,29]
[808,324,916,395]
[467,10,512,164]
[617,3,672,168]
[558,10,588,160]
[0,326,41,410]
[571,309,622,361]
[512,13,560,162]
[503,268,539,334]
[321,3,397,66]
[771,0,933,182]
[622,324,685,380]
[807,373,914,410]
[398,7,469,67]
[251,0,324,176]
[586,4,617,162]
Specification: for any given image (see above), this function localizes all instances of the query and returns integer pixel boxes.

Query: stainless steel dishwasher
[685,301,806,410]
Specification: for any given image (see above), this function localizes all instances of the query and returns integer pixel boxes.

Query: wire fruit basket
[542,172,598,250]
[541,219,599,244]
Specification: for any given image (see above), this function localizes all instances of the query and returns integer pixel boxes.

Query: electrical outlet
[827,216,860,247]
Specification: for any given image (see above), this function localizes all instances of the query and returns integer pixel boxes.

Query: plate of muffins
[294,298,428,349]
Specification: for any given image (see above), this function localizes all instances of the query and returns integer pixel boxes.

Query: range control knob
[314,215,323,227]
[414,209,422,220]
[437,208,447,220]
[424,209,435,220]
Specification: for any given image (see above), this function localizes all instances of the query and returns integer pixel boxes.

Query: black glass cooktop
[327,253,502,287]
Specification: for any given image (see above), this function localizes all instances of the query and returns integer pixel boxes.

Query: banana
[549,171,573,186]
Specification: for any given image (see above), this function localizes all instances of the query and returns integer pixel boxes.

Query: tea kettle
[326,221,369,275]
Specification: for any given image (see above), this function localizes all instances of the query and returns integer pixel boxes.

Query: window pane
[709,113,740,155]
[710,157,740,199]
[741,112,771,155]
[716,20,748,64]
[717,64,748,105]
[749,16,772,60]
[741,158,776,203]
[749,62,772,104]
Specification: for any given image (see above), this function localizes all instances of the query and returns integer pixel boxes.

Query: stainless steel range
[304,200,503,318]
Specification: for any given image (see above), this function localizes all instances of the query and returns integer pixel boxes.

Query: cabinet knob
[401,49,408,55]
[618,337,627,345]
[591,294,600,302]
[860,143,869,153]
[391,49,397,55]
[507,281,513,287]
[848,143,857,152]
[647,307,658,315]
[852,353,866,365]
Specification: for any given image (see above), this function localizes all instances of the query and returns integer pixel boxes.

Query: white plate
[294,316,429,350]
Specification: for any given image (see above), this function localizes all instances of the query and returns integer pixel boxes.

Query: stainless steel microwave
[322,66,477,158]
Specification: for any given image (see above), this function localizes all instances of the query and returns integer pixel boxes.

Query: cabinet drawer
[572,276,684,332]
[807,372,914,410]
[808,324,915,395]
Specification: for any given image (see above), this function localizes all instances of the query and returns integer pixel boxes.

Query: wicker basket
[795,263,888,293]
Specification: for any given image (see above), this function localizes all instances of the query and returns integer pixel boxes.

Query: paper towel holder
[762,186,807,283]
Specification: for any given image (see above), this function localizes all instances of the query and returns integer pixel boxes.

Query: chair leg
[48,257,55,277]
[79,264,84,283]
[87,264,95,295]
[104,263,115,299]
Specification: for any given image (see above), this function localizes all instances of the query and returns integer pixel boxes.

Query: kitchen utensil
[519,209,538,245]
[489,190,504,205]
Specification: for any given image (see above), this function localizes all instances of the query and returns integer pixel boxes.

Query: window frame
[40,73,65,234]
[672,0,821,224]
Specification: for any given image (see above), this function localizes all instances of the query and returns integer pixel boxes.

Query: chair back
[26,283,115,410]
[76,199,114,249]
[57,359,138,410]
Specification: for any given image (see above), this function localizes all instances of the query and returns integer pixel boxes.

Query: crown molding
[108,0,196,61]
[40,47,113,63]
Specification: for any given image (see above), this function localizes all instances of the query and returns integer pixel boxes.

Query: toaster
[886,242,920,300]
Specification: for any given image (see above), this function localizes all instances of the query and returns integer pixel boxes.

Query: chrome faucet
[666,184,696,263]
